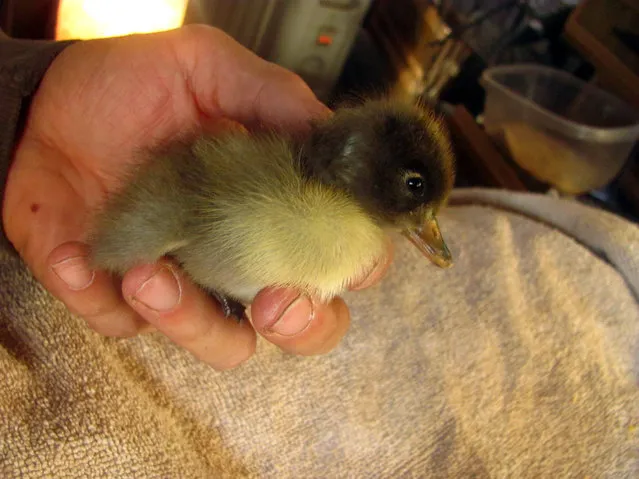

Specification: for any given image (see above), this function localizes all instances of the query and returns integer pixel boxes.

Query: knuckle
[81,306,143,338]
[259,61,312,97]
[85,316,141,338]
[211,342,255,371]
[81,301,120,320]
[180,24,231,48]
[158,311,209,344]
[278,69,313,94]
[197,324,257,370]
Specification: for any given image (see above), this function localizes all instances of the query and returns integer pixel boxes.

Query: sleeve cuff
[0,35,78,96]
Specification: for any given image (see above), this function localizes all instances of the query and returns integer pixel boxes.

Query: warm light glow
[56,0,188,40]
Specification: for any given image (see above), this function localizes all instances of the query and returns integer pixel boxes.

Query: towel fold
[1,188,637,478]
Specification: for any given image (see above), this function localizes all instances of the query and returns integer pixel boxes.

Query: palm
[7,46,185,269]
[5,28,314,275]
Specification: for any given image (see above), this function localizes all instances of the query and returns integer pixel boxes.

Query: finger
[177,25,332,132]
[198,116,247,136]
[248,288,351,356]
[349,238,395,291]
[121,260,257,370]
[46,242,149,337]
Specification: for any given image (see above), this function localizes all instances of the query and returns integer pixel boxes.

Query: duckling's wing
[88,145,197,274]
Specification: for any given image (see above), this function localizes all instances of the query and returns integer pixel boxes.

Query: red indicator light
[317,34,333,46]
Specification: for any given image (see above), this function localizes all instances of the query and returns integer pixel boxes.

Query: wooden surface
[564,0,639,218]
[564,0,639,109]
[446,105,528,192]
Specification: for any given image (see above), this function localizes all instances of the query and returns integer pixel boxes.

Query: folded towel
[1,188,637,478]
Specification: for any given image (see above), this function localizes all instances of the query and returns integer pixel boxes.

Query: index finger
[121,259,257,370]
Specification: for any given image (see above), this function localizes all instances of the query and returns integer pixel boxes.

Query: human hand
[3,25,392,369]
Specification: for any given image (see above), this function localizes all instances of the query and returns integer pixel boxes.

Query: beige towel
[1,188,637,478]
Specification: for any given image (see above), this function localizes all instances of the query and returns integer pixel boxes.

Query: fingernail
[350,260,381,291]
[351,253,390,290]
[132,266,181,312]
[51,255,95,291]
[266,295,314,337]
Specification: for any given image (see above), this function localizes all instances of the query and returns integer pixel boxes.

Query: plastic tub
[481,64,639,194]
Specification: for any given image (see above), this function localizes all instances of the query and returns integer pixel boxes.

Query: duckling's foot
[209,291,248,322]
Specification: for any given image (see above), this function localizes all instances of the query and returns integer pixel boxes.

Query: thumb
[174,25,331,132]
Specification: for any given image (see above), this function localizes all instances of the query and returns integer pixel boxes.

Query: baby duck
[88,99,455,318]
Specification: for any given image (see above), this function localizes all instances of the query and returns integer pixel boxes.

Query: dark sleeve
[0,30,78,245]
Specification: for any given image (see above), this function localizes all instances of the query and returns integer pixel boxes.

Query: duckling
[88,99,455,319]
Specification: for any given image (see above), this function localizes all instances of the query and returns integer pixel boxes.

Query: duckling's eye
[405,174,425,196]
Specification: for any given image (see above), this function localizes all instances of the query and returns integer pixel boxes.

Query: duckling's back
[89,133,387,304]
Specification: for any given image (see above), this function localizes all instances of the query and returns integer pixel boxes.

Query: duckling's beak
[403,217,453,268]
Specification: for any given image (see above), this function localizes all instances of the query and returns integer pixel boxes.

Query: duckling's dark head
[301,99,455,268]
